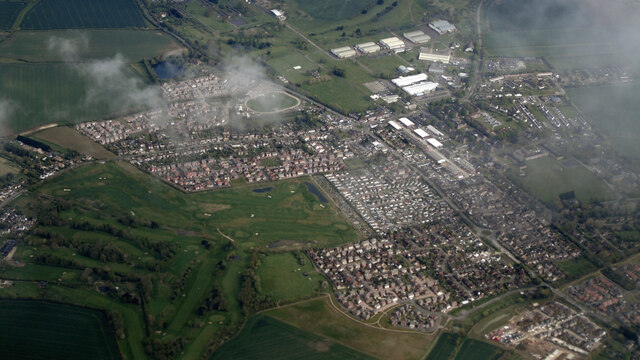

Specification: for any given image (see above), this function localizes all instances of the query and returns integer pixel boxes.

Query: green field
[453,338,504,360]
[0,30,181,63]
[21,0,146,30]
[0,156,19,177]
[210,315,375,360]
[0,300,120,360]
[0,63,154,134]
[425,332,459,360]
[568,83,640,162]
[247,92,299,113]
[257,253,326,302]
[557,256,598,281]
[33,126,116,160]
[0,1,25,29]
[301,78,372,114]
[509,156,609,207]
[292,0,376,21]
[268,296,433,360]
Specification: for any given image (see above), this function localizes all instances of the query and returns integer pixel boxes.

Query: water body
[152,61,185,79]
[304,182,328,203]
[252,187,273,193]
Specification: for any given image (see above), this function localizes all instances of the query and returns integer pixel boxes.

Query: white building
[403,30,431,44]
[331,46,356,58]
[392,73,429,87]
[427,138,443,148]
[418,48,450,63]
[429,20,456,34]
[380,37,406,53]
[402,82,438,96]
[270,9,286,20]
[426,125,444,137]
[356,42,381,54]
[399,117,415,127]
[414,128,429,138]
[388,121,402,130]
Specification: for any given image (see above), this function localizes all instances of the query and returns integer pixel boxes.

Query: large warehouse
[392,73,429,87]
[429,20,456,34]
[392,73,438,96]
[419,48,451,63]
[331,46,356,58]
[380,37,406,53]
[355,42,381,54]
[403,30,431,44]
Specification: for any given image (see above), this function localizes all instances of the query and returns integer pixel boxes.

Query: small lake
[304,182,327,203]
[252,187,273,193]
[152,61,185,79]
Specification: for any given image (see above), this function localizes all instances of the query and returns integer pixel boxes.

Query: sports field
[33,126,116,160]
[0,30,181,63]
[509,156,609,207]
[0,300,120,360]
[247,92,299,113]
[210,315,375,360]
[257,253,326,302]
[268,296,433,360]
[20,0,146,30]
[0,1,25,30]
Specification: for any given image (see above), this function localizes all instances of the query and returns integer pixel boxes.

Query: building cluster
[310,217,525,320]
[487,301,605,359]
[0,207,36,239]
[569,276,640,326]
[429,20,456,35]
[389,303,438,331]
[391,73,439,96]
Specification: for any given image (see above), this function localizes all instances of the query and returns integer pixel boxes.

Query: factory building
[427,138,443,148]
[402,82,438,96]
[355,42,381,54]
[388,121,402,130]
[426,125,444,137]
[414,128,429,138]
[380,37,406,53]
[429,20,456,34]
[331,46,357,58]
[270,9,286,20]
[392,73,429,87]
[418,48,451,64]
[403,30,431,44]
[399,117,415,127]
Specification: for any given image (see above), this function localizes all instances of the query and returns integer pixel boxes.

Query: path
[217,228,235,242]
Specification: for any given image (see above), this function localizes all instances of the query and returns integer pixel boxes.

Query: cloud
[47,33,89,62]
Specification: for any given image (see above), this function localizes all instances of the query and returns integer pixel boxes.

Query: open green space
[268,296,432,360]
[247,92,299,113]
[301,77,372,114]
[0,156,19,177]
[293,0,376,21]
[33,126,116,160]
[509,156,609,208]
[557,256,598,282]
[21,0,146,30]
[210,314,374,360]
[453,338,504,360]
[0,30,182,63]
[425,332,459,360]
[0,1,25,30]
[568,83,640,163]
[0,299,120,360]
[256,253,325,302]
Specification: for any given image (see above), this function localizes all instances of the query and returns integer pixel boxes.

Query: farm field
[568,83,640,162]
[267,296,433,360]
[0,30,182,63]
[425,332,459,360]
[0,300,120,360]
[452,338,505,360]
[0,156,19,177]
[256,253,326,302]
[20,0,146,30]
[0,63,152,134]
[301,78,372,114]
[0,1,25,30]
[210,315,375,360]
[33,126,116,160]
[508,156,610,208]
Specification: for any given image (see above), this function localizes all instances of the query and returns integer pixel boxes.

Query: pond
[304,182,327,203]
[252,187,273,193]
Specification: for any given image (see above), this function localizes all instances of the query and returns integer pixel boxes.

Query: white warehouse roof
[427,138,443,148]
[388,121,402,130]
[392,73,429,87]
[356,42,381,53]
[331,46,356,58]
[402,82,438,96]
[414,128,429,138]
[429,20,456,34]
[380,37,405,49]
[427,125,444,137]
[399,117,415,127]
[403,30,431,44]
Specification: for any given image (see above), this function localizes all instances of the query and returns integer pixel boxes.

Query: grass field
[568,83,640,163]
[0,63,150,134]
[0,30,182,63]
[33,126,116,160]
[0,300,120,360]
[557,256,598,281]
[301,78,372,114]
[509,156,609,208]
[0,1,25,30]
[267,296,433,360]
[247,92,299,113]
[21,0,146,30]
[210,315,375,360]
[425,332,459,360]
[257,253,326,302]
[0,156,19,177]
[453,338,504,360]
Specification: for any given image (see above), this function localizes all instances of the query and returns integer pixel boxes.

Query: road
[463,0,486,102]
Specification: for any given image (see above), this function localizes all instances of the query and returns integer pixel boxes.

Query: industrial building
[427,138,443,148]
[388,121,402,130]
[403,30,431,44]
[414,128,429,138]
[399,117,415,127]
[392,74,438,96]
[426,125,444,137]
[355,42,381,54]
[392,73,429,87]
[428,62,445,74]
[270,9,286,20]
[418,48,451,63]
[331,46,357,58]
[380,37,406,53]
[429,20,456,34]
